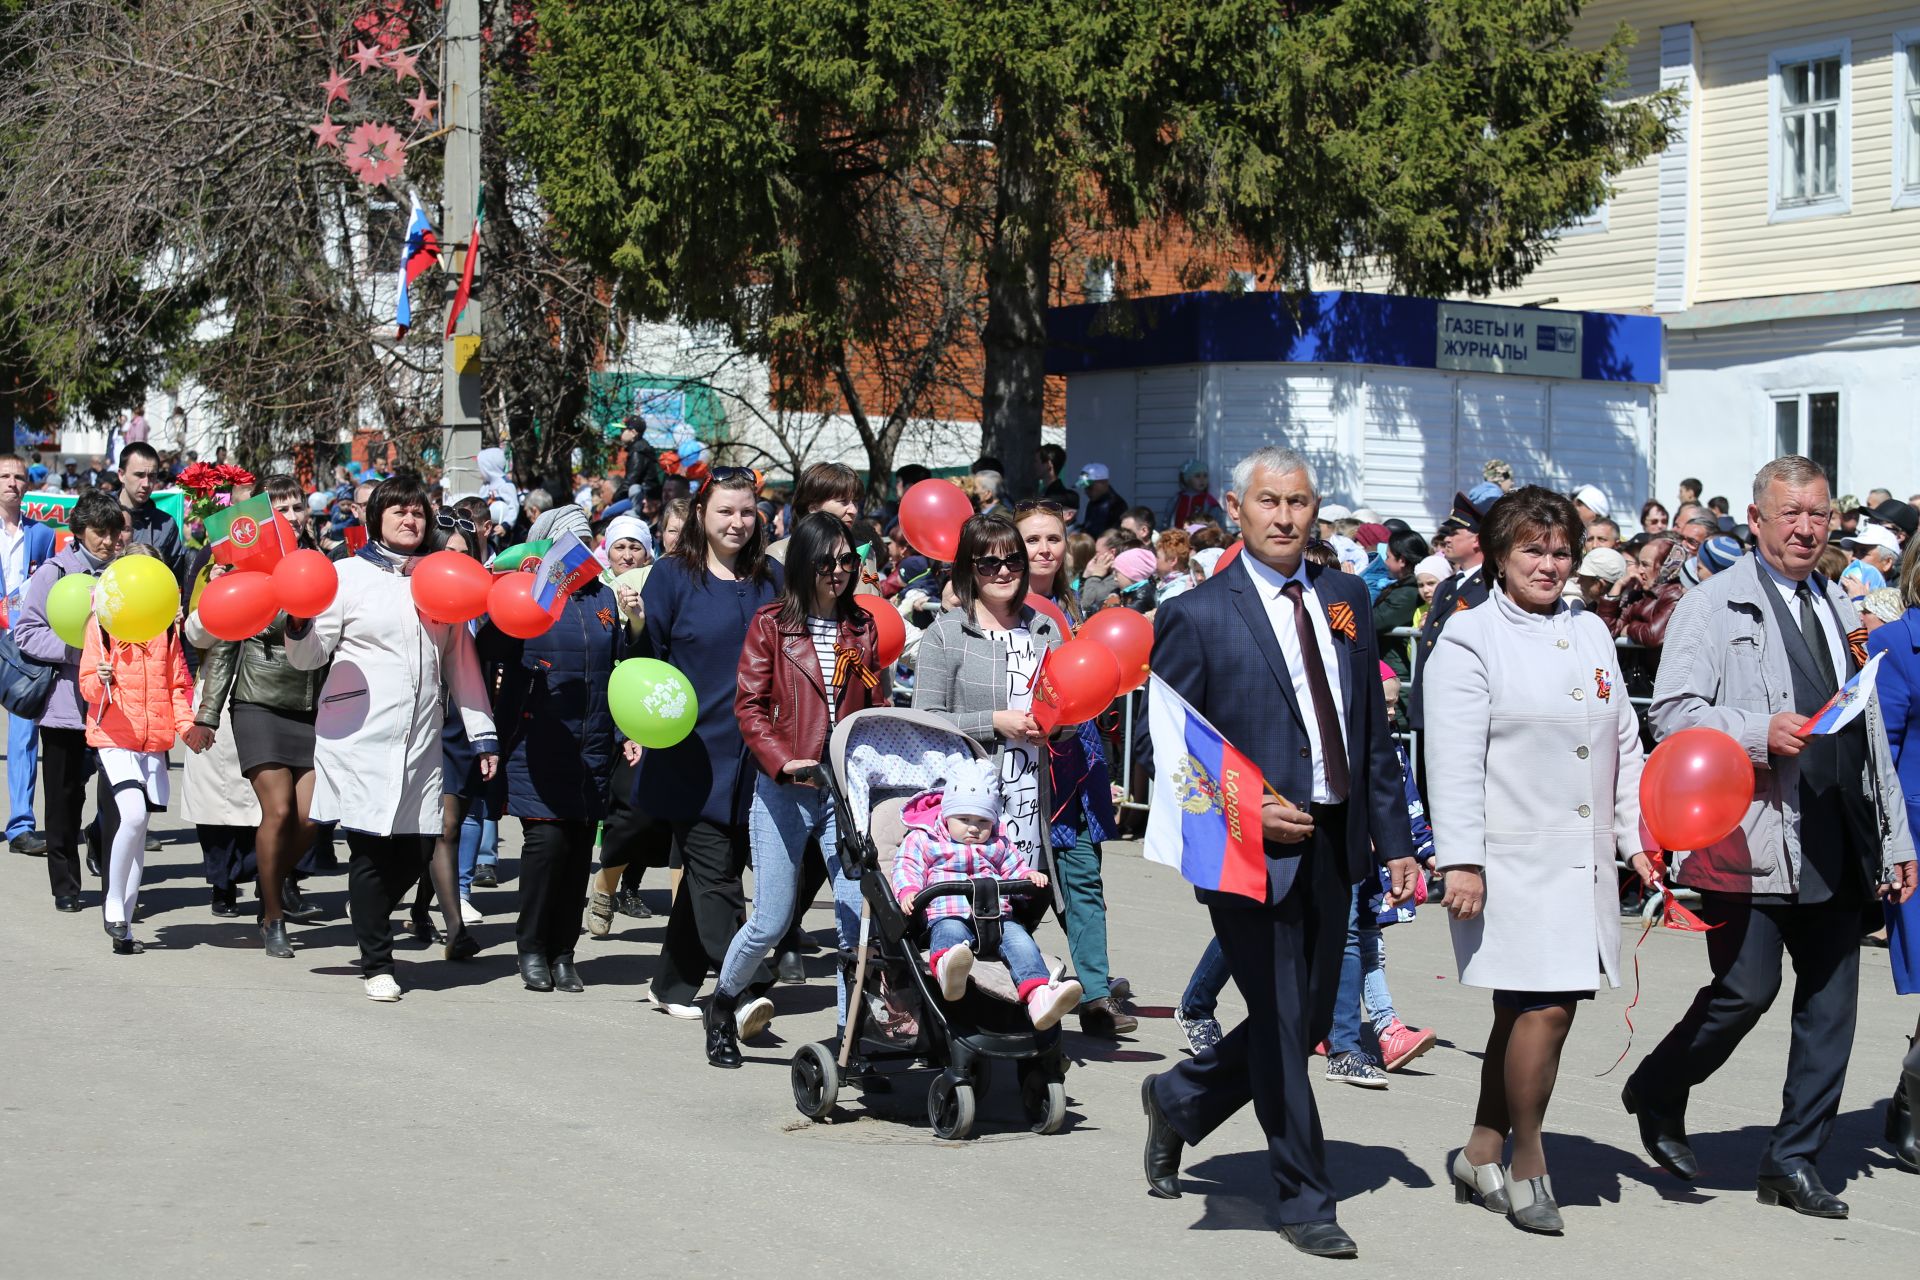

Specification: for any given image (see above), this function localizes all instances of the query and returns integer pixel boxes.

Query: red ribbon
[1598,851,1716,1077]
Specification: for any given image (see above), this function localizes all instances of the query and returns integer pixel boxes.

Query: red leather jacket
[1616,580,1686,649]
[735,603,886,781]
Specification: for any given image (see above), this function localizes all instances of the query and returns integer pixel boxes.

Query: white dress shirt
[1756,553,1845,680]
[0,513,28,601]
[1241,552,1349,803]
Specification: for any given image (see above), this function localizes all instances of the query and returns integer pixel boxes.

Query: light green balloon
[46,572,95,649]
[608,657,698,748]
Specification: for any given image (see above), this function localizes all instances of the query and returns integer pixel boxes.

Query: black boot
[519,953,554,991]
[706,990,742,1068]
[280,878,325,923]
[260,919,294,959]
[550,954,585,993]
[209,884,240,917]
[1889,1041,1920,1174]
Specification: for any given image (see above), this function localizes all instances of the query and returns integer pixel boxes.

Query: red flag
[445,193,484,338]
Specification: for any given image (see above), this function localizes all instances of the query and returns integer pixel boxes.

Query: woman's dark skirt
[232,701,317,773]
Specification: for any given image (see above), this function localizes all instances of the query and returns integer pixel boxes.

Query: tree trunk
[832,357,900,505]
[979,122,1050,504]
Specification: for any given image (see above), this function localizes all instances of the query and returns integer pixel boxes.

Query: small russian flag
[1799,650,1884,737]
[395,193,439,339]
[529,530,598,612]
[1143,675,1270,901]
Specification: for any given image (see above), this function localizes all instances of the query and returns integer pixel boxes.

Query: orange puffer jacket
[79,618,195,753]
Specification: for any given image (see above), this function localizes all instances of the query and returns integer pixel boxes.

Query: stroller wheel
[1022,1072,1068,1136]
[928,1071,977,1141]
[791,1042,839,1120]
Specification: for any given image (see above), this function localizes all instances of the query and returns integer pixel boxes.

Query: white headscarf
[604,514,655,558]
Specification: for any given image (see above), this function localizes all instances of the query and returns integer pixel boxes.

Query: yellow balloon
[93,555,178,644]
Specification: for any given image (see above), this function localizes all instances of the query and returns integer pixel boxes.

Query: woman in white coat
[285,474,497,1002]
[1425,486,1659,1234]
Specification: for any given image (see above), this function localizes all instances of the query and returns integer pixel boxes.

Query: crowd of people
[2,433,1916,1257]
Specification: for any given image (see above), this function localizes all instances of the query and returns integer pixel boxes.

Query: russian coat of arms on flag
[1144,674,1271,901]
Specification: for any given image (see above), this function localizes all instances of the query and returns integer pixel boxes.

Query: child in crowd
[891,759,1084,1030]
[79,543,197,955]
[1165,458,1223,527]
[1412,553,1450,633]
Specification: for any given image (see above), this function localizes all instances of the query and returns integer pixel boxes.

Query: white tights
[103,787,151,926]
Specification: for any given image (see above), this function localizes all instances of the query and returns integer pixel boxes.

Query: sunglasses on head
[435,512,476,535]
[814,551,861,575]
[971,553,1026,576]
[707,466,759,485]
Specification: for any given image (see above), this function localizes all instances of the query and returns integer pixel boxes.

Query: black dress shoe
[85,830,101,879]
[1279,1220,1358,1259]
[519,953,554,992]
[775,949,806,984]
[279,878,325,923]
[445,931,481,963]
[54,894,84,913]
[10,831,48,856]
[706,991,742,1068]
[550,954,585,993]
[1756,1164,1848,1218]
[1141,1074,1184,1199]
[615,887,653,919]
[470,863,498,888]
[1622,1082,1698,1180]
[1887,1066,1920,1173]
[103,919,144,955]
[260,919,294,959]
[209,885,240,917]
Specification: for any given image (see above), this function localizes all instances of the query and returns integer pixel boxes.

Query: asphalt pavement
[1,736,1914,1277]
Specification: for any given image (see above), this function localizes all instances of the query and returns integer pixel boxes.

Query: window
[1771,391,1840,478]
[1558,201,1611,238]
[1896,31,1920,208]
[1768,41,1850,222]
[1225,269,1258,292]
[1083,258,1115,303]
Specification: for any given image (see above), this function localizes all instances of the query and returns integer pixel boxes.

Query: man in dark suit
[1141,446,1419,1258]
[1408,487,1496,739]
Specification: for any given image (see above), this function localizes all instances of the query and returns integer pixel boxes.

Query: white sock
[105,787,150,925]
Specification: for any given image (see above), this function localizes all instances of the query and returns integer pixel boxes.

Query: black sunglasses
[814,552,861,575]
[707,466,759,485]
[436,512,476,535]
[971,554,1026,576]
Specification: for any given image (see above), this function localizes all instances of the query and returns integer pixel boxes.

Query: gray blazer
[1650,552,1914,895]
[910,604,1066,745]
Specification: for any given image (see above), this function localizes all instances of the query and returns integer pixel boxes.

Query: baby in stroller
[890,759,1084,1030]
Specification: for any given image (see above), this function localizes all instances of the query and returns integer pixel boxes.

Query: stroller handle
[910,879,1042,914]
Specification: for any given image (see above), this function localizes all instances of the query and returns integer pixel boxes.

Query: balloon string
[1596,905,1656,1079]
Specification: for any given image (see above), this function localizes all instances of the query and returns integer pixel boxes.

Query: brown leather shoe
[1078,996,1138,1037]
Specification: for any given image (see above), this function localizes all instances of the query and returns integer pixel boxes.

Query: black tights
[1463,1001,1577,1180]
[409,793,471,942]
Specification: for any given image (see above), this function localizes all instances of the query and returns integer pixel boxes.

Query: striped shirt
[806,616,838,719]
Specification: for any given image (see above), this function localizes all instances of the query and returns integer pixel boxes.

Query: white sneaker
[647,990,702,1020]
[364,974,403,1002]
[459,897,483,926]
[735,996,776,1040]
[1027,979,1084,1031]
[935,943,975,1001]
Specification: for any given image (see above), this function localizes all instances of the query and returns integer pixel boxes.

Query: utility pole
[439,0,483,498]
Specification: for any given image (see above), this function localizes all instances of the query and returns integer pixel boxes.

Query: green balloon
[46,572,95,649]
[608,657,698,748]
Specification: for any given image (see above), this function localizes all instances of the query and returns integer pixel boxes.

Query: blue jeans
[1180,937,1231,1019]
[7,712,37,840]
[1329,885,1396,1055]
[718,775,859,1018]
[929,915,1047,989]
[457,815,498,896]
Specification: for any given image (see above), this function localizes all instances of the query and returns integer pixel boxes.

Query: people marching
[2,440,1916,1256]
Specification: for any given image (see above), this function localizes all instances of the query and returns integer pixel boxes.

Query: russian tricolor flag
[1143,675,1269,901]
[1799,650,1884,737]
[529,530,599,612]
[395,193,439,339]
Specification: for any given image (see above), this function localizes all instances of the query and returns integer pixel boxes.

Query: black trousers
[599,757,672,873]
[1629,891,1862,1174]
[39,727,92,899]
[649,819,766,1005]
[1151,804,1352,1225]
[517,819,595,959]
[346,831,433,978]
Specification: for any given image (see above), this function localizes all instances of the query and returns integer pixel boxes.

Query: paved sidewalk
[1,747,1914,1277]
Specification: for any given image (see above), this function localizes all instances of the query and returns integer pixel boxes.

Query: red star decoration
[348,42,384,76]
[404,88,439,123]
[310,117,344,149]
[342,122,408,186]
[321,67,352,105]
[386,48,420,82]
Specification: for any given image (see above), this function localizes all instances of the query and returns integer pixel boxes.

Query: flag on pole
[1799,650,1884,736]
[444,191,484,339]
[204,493,295,573]
[529,530,598,611]
[395,194,440,339]
[1142,675,1269,901]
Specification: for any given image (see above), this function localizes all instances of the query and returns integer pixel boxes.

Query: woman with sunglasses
[639,470,783,1020]
[699,513,887,1064]
[1015,502,1136,1037]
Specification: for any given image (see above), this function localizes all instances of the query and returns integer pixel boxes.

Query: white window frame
[1768,388,1843,481]
[1558,200,1611,238]
[1894,29,1920,210]
[1767,39,1851,224]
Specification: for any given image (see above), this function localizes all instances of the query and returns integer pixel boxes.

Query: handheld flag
[204,493,295,573]
[395,193,439,338]
[445,191,484,339]
[1143,675,1269,901]
[528,530,597,611]
[1798,650,1884,736]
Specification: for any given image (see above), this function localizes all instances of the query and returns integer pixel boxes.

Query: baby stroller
[790,707,1071,1140]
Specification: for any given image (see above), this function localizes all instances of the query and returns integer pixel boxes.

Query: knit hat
[1353,522,1393,549]
[1190,547,1225,578]
[1696,535,1743,575]
[1414,554,1451,582]
[1114,548,1156,582]
[941,758,1000,824]
[528,503,592,545]
[1862,587,1905,624]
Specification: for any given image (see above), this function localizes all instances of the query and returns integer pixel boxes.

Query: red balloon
[410,550,493,624]
[272,549,338,618]
[198,572,281,642]
[487,571,560,639]
[1216,540,1243,575]
[855,594,906,667]
[1024,593,1073,639]
[897,479,972,562]
[1076,607,1154,694]
[1639,727,1754,851]
[1033,637,1122,730]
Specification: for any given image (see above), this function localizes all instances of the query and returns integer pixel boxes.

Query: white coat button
[1572,689,1584,701]
[1556,639,1569,649]
[1576,746,1590,759]
[1578,804,1592,818]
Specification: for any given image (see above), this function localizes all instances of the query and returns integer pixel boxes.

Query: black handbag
[0,628,57,720]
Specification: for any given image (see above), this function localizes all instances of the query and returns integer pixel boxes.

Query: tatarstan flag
[204,493,295,573]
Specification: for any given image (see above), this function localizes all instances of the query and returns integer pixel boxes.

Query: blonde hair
[1900,544,1920,610]
[119,541,163,561]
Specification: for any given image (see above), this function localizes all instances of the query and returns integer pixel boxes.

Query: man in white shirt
[1,452,57,855]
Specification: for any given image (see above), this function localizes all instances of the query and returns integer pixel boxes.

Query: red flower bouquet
[178,461,257,524]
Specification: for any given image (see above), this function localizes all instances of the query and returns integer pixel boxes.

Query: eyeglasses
[814,552,861,575]
[436,512,476,535]
[971,554,1026,577]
